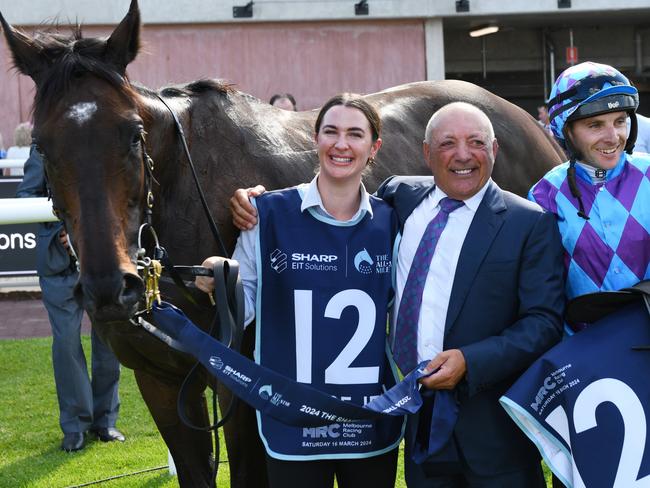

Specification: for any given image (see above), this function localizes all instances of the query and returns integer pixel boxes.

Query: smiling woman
[196,94,403,488]
[315,103,382,219]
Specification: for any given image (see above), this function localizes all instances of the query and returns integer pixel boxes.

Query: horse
[0,1,564,486]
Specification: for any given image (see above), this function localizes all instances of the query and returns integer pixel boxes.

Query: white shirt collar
[300,174,373,219]
[430,178,491,213]
[576,162,607,183]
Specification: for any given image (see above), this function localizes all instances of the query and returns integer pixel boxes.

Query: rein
[134,95,242,484]
[154,93,228,257]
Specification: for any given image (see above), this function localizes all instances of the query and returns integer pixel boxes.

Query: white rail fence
[0,197,56,225]
[0,158,55,286]
[0,157,56,225]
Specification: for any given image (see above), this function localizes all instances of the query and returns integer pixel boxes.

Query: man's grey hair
[423,102,495,144]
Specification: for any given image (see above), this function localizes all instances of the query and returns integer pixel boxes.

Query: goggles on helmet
[548,73,638,123]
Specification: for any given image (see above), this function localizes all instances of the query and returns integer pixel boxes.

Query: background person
[635,112,650,153]
[529,61,650,317]
[270,92,297,111]
[198,94,402,488]
[4,122,32,176]
[16,145,124,452]
[536,104,552,135]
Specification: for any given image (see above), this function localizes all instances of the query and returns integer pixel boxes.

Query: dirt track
[0,292,91,339]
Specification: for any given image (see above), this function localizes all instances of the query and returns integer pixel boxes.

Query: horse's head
[1,0,148,322]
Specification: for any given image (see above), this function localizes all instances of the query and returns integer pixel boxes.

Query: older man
[376,102,564,487]
[230,101,565,487]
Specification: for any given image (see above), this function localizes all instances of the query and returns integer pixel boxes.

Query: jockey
[529,61,650,325]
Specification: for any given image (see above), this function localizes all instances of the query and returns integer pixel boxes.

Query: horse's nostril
[120,273,144,307]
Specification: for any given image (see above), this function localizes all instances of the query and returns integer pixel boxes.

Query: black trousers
[265,448,398,488]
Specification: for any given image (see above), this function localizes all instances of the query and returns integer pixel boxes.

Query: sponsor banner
[269,248,393,275]
[0,179,38,276]
[501,301,650,488]
[151,301,458,458]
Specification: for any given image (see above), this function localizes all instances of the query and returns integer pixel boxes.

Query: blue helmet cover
[548,62,639,144]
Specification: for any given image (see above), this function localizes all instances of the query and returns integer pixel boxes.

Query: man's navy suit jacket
[377,176,565,476]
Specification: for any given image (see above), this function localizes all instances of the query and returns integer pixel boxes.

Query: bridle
[39,90,243,483]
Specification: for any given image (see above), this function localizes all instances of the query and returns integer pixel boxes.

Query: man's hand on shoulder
[230,185,266,230]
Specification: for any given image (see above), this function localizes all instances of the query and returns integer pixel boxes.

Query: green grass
[0,336,232,488]
[0,336,550,487]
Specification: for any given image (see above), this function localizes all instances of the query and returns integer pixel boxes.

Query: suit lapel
[444,181,507,334]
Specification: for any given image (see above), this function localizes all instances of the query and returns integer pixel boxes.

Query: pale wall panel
[0,20,425,146]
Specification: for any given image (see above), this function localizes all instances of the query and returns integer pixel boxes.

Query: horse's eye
[131,133,141,147]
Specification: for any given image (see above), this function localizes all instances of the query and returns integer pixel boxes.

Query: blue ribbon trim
[151,301,458,460]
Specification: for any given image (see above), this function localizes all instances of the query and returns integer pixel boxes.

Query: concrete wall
[2,0,649,24]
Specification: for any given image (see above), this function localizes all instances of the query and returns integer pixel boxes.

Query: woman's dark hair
[269,93,297,111]
[314,93,381,142]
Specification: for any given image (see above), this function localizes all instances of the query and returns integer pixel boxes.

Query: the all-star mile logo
[353,248,392,275]
[258,384,273,400]
[258,384,291,407]
[354,249,373,274]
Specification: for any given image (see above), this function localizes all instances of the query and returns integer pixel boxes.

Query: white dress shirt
[233,174,374,326]
[392,181,490,363]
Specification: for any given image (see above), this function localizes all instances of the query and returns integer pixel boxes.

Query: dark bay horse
[0,1,564,486]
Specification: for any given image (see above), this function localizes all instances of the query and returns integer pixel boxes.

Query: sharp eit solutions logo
[208,356,223,370]
[270,249,338,273]
[270,249,288,273]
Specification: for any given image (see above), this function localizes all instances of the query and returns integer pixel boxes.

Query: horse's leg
[220,326,269,488]
[134,369,215,488]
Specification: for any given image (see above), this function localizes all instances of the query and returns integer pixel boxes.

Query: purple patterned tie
[393,197,464,373]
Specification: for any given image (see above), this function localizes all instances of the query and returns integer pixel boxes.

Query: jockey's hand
[418,349,466,390]
[195,256,228,294]
[230,185,266,230]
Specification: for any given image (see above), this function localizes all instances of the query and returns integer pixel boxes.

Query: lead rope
[140,96,240,486]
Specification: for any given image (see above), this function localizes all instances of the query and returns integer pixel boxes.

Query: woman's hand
[195,256,227,294]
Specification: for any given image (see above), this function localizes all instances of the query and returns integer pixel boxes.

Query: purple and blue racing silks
[529,153,650,308]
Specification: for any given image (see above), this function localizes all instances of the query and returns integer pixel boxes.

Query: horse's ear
[0,13,48,84]
[105,0,140,74]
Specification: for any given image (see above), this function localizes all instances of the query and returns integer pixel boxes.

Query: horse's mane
[159,79,235,98]
[27,26,139,118]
